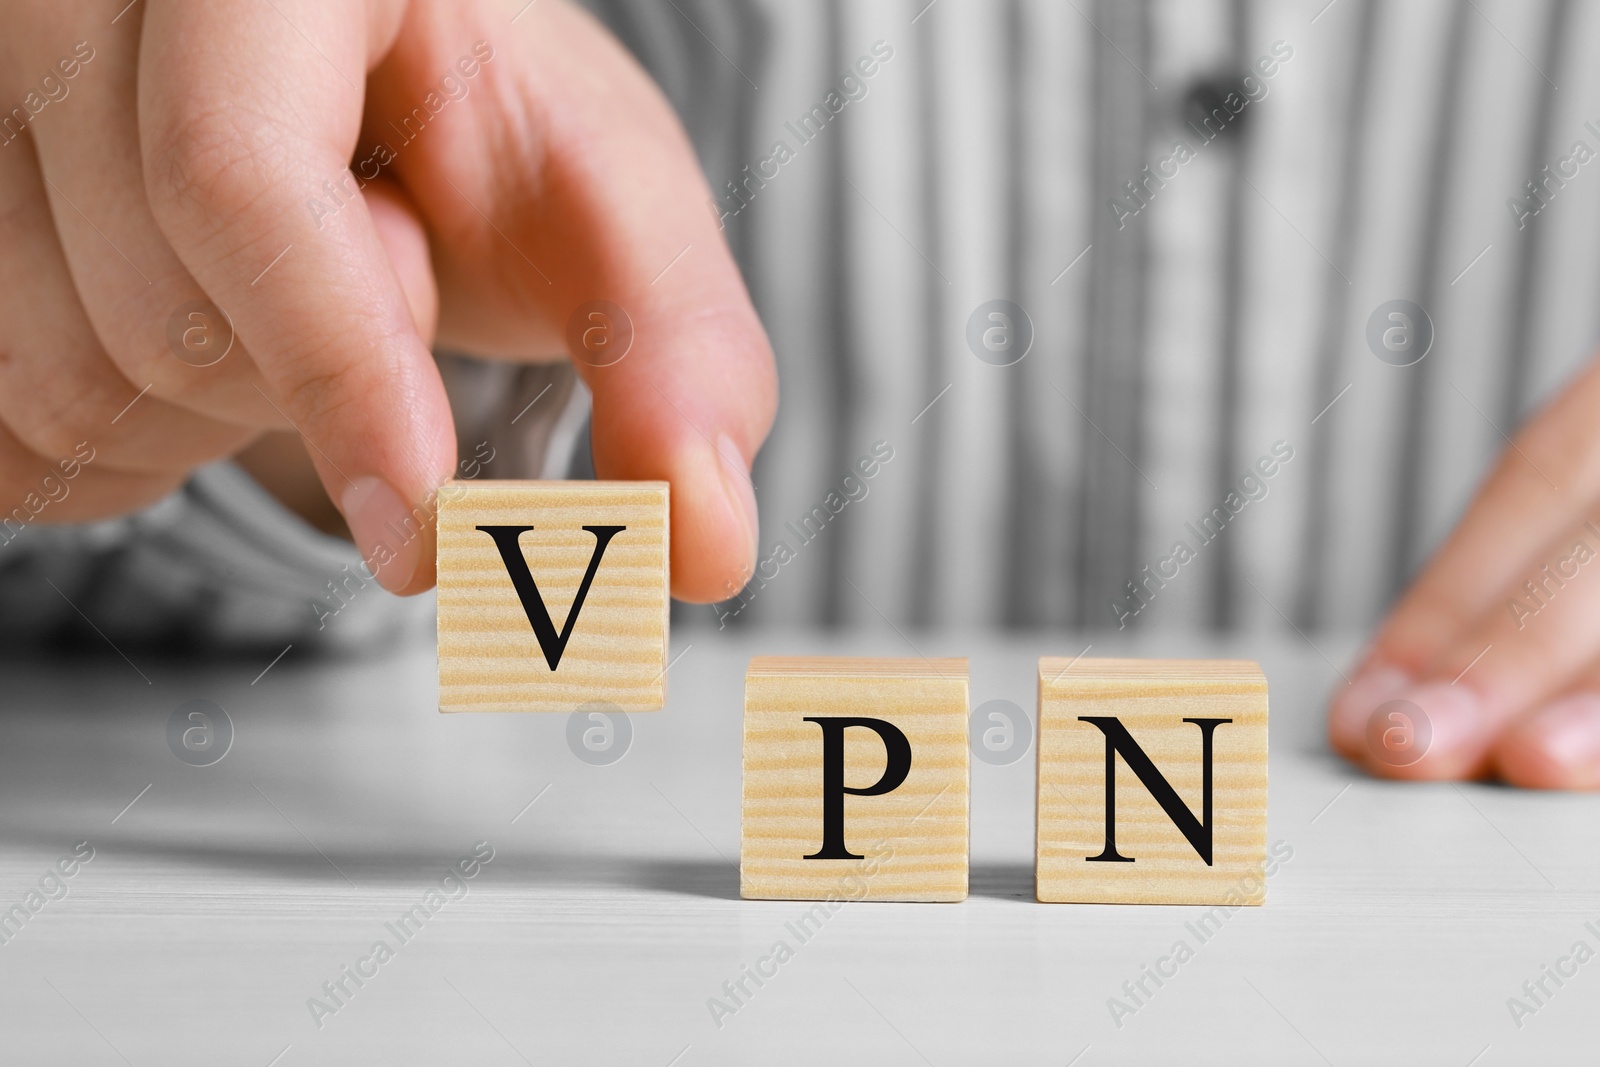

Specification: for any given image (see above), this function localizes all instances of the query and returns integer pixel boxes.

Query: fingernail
[340,476,423,594]
[1329,664,1411,753]
[1525,692,1600,773]
[1385,682,1484,772]
[716,433,759,569]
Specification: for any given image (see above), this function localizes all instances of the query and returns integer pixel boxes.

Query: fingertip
[1495,693,1600,790]
[390,523,438,597]
[665,436,756,604]
[1327,663,1412,760]
[340,476,434,596]
[395,560,437,595]
[716,432,759,556]
[1360,683,1489,781]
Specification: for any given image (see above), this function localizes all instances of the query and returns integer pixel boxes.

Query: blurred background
[8,0,1600,650]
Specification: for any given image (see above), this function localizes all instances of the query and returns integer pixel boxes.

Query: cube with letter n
[436,480,669,714]
[740,657,969,902]
[1036,658,1268,904]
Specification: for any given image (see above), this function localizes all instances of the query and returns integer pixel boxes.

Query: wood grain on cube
[1036,658,1268,905]
[741,657,969,902]
[436,480,668,714]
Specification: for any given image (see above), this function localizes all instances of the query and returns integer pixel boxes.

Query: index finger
[139,0,453,595]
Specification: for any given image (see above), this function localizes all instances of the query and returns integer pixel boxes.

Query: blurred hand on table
[1329,357,1600,789]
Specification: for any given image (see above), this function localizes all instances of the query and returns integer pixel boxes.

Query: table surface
[0,627,1593,1065]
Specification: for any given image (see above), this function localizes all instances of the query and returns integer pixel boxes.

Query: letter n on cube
[1036,658,1267,904]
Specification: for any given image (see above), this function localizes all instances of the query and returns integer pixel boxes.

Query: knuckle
[143,103,285,234]
[277,360,360,429]
[272,323,419,431]
[0,373,99,464]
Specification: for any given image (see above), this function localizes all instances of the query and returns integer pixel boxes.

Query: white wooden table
[0,627,1592,1064]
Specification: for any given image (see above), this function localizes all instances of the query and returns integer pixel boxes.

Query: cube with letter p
[740,657,969,902]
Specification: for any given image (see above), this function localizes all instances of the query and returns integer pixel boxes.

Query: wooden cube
[740,657,969,902]
[436,480,669,713]
[1036,658,1268,905]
